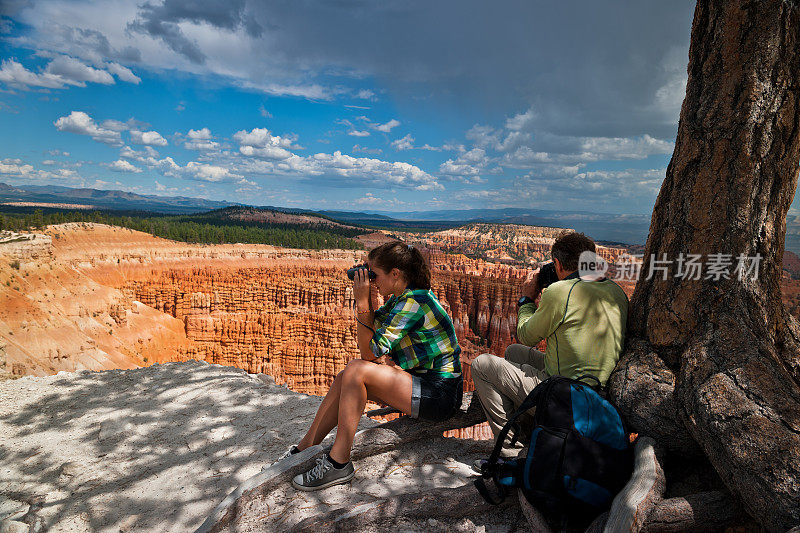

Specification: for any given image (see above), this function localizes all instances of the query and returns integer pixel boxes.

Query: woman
[278,241,463,491]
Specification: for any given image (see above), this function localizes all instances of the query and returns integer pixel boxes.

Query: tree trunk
[608,1,800,531]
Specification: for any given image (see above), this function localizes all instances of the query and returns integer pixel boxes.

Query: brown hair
[368,241,431,290]
[550,231,596,271]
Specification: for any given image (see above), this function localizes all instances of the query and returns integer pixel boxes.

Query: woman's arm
[356,309,378,360]
[353,267,381,362]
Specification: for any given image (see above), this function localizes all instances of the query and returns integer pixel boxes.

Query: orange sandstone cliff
[0,222,641,442]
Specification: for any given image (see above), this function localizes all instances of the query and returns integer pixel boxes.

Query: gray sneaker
[291,456,355,491]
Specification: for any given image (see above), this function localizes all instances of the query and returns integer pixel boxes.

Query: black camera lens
[347,265,377,281]
[538,261,559,289]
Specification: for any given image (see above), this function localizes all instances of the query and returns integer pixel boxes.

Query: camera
[347,265,377,281]
[537,261,559,289]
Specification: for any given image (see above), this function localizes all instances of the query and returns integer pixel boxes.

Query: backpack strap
[486,378,550,466]
[474,476,508,505]
[573,373,601,389]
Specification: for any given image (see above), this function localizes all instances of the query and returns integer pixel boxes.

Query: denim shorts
[410,371,463,421]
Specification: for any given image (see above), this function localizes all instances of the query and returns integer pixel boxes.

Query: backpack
[474,374,633,527]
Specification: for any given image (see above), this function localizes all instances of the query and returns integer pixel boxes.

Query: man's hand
[521,268,542,300]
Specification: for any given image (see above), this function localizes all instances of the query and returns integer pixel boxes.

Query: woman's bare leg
[329,360,413,464]
[296,370,345,450]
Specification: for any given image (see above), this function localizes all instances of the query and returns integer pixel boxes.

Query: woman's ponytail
[368,241,432,290]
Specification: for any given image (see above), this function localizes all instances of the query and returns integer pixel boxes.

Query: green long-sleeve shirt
[517,277,628,387]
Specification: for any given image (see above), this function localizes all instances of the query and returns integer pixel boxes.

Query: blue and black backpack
[474,374,633,525]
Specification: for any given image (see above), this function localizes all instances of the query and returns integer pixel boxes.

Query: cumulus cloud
[181,127,220,150]
[348,130,370,137]
[54,111,123,146]
[0,157,81,183]
[438,147,490,183]
[0,55,140,91]
[108,159,143,173]
[306,151,442,191]
[233,127,299,149]
[372,119,400,133]
[239,145,292,160]
[184,161,242,182]
[0,59,74,89]
[120,145,161,162]
[106,62,141,84]
[233,127,300,158]
[45,55,114,85]
[130,130,169,147]
[0,158,34,176]
[391,134,414,151]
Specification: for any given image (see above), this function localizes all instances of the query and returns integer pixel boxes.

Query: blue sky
[1,0,768,216]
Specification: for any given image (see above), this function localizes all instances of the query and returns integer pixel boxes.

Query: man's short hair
[551,231,596,271]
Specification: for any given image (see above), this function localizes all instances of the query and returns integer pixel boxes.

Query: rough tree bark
[608,1,800,531]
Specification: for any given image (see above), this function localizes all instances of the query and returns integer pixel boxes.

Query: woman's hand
[369,283,381,311]
[353,266,372,313]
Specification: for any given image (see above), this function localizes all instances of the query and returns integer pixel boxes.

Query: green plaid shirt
[370,288,462,378]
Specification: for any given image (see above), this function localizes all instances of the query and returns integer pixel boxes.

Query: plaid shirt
[370,288,462,378]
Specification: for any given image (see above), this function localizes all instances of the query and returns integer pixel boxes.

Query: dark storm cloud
[127,0,263,64]
[240,0,695,138]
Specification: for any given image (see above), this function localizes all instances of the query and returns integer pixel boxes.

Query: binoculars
[347,265,377,281]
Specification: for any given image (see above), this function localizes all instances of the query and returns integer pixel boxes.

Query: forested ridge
[0,207,365,250]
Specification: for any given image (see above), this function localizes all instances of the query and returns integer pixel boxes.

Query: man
[471,231,629,458]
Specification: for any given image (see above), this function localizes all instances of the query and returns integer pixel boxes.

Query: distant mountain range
[0,182,240,214]
[3,181,800,255]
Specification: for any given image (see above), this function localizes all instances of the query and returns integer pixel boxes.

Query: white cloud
[419,143,442,151]
[184,161,242,182]
[45,55,114,85]
[348,130,370,137]
[355,89,375,100]
[130,130,168,147]
[239,80,336,100]
[505,108,537,131]
[0,158,34,176]
[0,55,140,91]
[106,62,141,84]
[352,144,382,155]
[391,134,414,151]
[0,59,73,89]
[187,127,212,140]
[120,145,160,162]
[108,159,143,173]
[101,119,131,132]
[54,111,122,145]
[307,151,442,191]
[100,117,146,132]
[372,119,400,133]
[233,127,299,149]
[236,149,441,191]
[259,105,272,118]
[354,193,383,205]
[182,127,220,150]
[438,147,489,183]
[239,145,292,160]
[0,157,81,183]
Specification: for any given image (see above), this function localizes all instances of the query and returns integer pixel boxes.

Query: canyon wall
[0,222,644,442]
